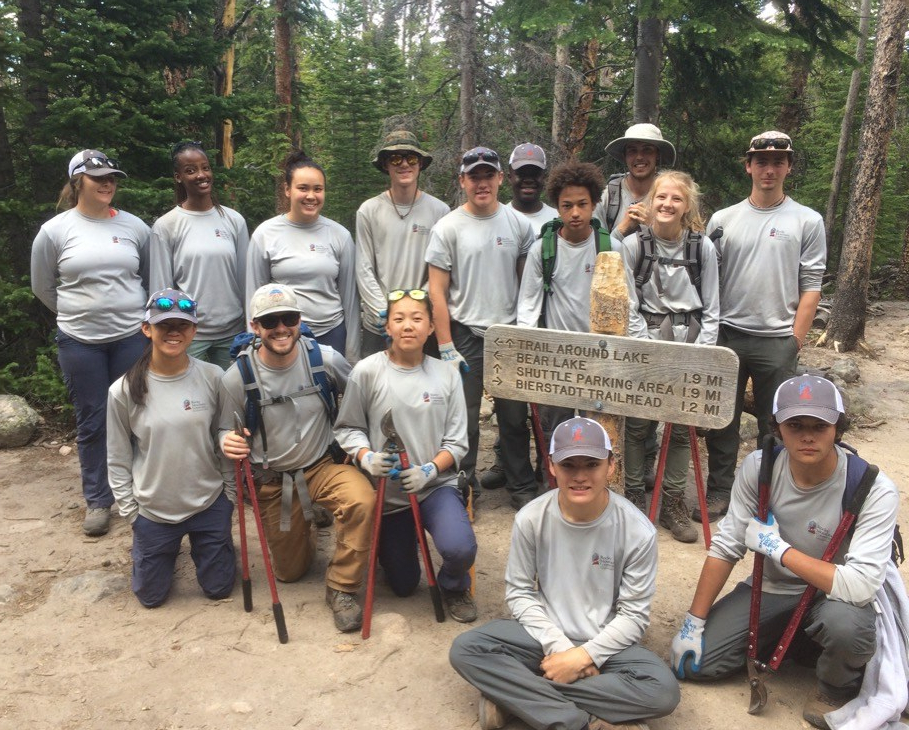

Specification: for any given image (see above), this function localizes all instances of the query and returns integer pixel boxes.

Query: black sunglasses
[72,156,120,174]
[462,149,499,166]
[750,137,792,151]
[256,312,302,329]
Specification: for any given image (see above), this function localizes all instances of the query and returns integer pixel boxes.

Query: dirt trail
[1,303,908,730]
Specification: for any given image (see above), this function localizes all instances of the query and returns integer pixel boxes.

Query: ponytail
[56,177,82,211]
[123,343,153,406]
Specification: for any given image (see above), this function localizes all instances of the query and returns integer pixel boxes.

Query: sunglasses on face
[387,289,428,302]
[462,149,499,166]
[72,156,120,174]
[256,312,302,329]
[148,296,197,315]
[387,153,421,168]
[750,137,792,151]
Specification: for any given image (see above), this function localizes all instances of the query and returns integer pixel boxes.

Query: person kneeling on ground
[670,375,903,729]
[450,417,680,730]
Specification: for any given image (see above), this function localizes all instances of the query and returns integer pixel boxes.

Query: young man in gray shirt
[450,417,679,730]
[701,131,826,521]
[426,146,537,509]
[671,376,900,728]
[219,284,375,632]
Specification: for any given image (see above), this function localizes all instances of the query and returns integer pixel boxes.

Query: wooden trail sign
[483,324,739,429]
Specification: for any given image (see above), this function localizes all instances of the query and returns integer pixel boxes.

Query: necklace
[388,190,417,220]
[748,194,786,210]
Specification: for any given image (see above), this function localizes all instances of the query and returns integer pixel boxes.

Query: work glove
[670,612,706,679]
[400,462,438,494]
[360,450,400,477]
[439,342,470,374]
[745,511,791,564]
[376,308,387,328]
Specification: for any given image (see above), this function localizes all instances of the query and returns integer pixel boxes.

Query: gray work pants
[684,582,876,694]
[625,418,689,499]
[705,326,798,496]
[449,619,680,730]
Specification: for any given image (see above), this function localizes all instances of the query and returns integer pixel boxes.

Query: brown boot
[802,686,856,729]
[659,496,698,543]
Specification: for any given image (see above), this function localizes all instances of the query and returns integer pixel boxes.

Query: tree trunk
[18,0,53,205]
[274,0,298,212]
[458,0,477,150]
[215,0,237,168]
[632,15,663,124]
[565,39,600,160]
[551,25,570,156]
[824,0,872,271]
[820,0,909,352]
[776,4,811,133]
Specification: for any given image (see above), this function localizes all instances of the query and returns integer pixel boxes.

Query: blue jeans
[131,492,236,608]
[56,330,148,508]
[379,486,476,595]
[315,322,347,358]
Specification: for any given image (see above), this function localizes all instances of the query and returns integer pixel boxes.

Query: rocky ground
[1,302,908,730]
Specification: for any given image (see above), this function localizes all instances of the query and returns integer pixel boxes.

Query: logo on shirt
[805,520,833,543]
[422,391,430,403]
[422,390,444,405]
[495,236,516,248]
[183,399,191,411]
[591,552,614,570]
[584,263,593,273]
[412,224,430,235]
[112,236,120,244]
[214,228,223,238]
[183,398,209,412]
[309,243,316,251]
[769,227,791,242]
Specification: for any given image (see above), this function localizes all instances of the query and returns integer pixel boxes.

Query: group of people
[28,125,906,730]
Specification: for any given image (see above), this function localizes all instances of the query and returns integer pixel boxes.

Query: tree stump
[589,251,629,492]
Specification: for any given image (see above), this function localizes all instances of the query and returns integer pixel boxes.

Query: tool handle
[234,459,253,612]
[748,435,776,661]
[362,476,387,640]
[273,602,289,644]
[529,404,556,490]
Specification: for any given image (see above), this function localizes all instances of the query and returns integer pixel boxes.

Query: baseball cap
[250,284,302,320]
[67,149,127,179]
[549,417,613,463]
[509,143,547,171]
[746,131,794,155]
[772,375,845,425]
[145,288,198,325]
[460,146,501,174]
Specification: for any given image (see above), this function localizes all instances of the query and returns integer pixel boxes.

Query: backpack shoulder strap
[841,450,879,518]
[591,217,611,253]
[300,335,339,422]
[684,230,704,298]
[235,349,261,437]
[540,219,562,295]
[604,173,625,232]
[633,225,657,302]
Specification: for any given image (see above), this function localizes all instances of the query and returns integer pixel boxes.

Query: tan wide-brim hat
[371,130,433,173]
[604,123,676,166]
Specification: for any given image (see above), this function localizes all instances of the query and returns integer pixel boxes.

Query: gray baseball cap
[67,149,127,179]
[773,375,845,425]
[145,288,198,325]
[509,143,547,171]
[549,417,613,463]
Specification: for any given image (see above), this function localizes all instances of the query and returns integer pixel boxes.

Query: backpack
[632,224,704,305]
[770,443,904,565]
[540,217,612,296]
[602,172,626,232]
[229,323,339,467]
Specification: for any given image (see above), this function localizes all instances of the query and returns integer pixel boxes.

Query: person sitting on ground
[334,288,477,622]
[219,284,375,632]
[450,417,680,730]
[670,375,902,729]
[107,289,235,607]
[620,171,719,542]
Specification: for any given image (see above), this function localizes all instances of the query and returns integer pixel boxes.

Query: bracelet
[794,334,805,350]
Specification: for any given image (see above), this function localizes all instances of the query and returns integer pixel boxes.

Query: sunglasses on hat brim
[387,289,428,302]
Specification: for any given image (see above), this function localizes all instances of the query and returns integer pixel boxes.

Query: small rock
[0,584,15,604]
[829,358,860,384]
[58,445,73,456]
[231,701,253,714]
[0,395,40,448]
[48,570,128,606]
[739,413,759,445]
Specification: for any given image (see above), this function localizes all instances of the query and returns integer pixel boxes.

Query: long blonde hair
[55,176,83,211]
[644,171,705,233]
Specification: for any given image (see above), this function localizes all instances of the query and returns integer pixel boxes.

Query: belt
[254,450,332,531]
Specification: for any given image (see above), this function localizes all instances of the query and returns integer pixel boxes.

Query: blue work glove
[400,462,438,494]
[376,308,387,328]
[438,342,470,374]
[360,450,400,477]
[670,612,706,679]
[745,511,791,564]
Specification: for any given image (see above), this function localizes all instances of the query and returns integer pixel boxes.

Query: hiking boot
[588,717,650,730]
[443,588,478,623]
[691,493,730,522]
[659,497,698,543]
[83,506,111,536]
[802,686,856,729]
[312,503,334,528]
[478,695,510,730]
[624,489,647,513]
[325,587,362,632]
[480,463,507,490]
[510,490,536,511]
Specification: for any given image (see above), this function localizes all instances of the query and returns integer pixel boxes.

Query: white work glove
[670,612,706,679]
[438,342,470,374]
[400,462,438,494]
[745,511,791,564]
[360,450,400,477]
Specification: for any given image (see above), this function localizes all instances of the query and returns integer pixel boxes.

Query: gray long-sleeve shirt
[246,214,360,358]
[621,229,720,345]
[709,446,899,604]
[505,489,658,667]
[334,352,468,513]
[31,208,150,343]
[707,197,826,337]
[107,358,232,524]
[355,192,450,335]
[150,205,249,340]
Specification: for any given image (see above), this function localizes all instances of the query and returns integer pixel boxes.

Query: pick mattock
[382,410,446,623]
[530,404,557,490]
[233,412,289,644]
[361,435,389,640]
